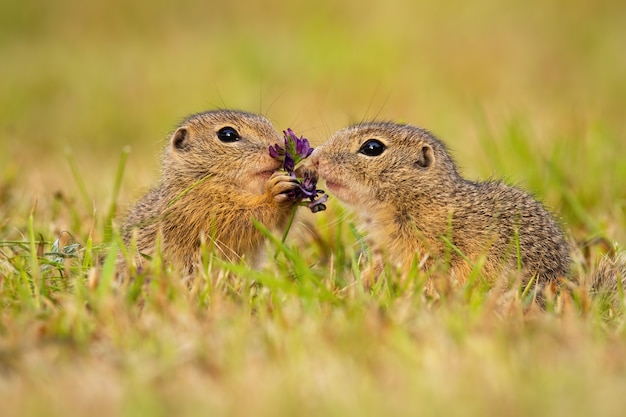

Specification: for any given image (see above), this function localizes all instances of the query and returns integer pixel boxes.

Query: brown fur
[592,252,626,308]
[121,110,298,274]
[312,121,571,290]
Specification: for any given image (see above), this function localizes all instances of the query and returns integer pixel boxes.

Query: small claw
[267,172,299,200]
[294,161,318,182]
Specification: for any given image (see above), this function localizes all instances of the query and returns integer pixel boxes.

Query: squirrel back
[312,121,571,290]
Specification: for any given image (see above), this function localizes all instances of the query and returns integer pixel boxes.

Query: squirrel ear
[171,127,190,152]
[415,144,434,168]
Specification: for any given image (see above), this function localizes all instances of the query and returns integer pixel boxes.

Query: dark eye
[358,139,386,156]
[217,126,241,142]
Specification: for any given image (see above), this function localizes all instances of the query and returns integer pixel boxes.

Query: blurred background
[1,0,625,242]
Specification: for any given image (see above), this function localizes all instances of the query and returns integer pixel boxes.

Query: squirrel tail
[590,251,626,309]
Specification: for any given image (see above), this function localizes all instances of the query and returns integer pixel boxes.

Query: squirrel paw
[294,164,318,182]
[267,172,299,205]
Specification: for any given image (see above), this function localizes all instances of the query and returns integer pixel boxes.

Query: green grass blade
[65,148,92,213]
[104,146,131,242]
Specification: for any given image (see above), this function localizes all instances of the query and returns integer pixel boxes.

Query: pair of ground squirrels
[311,122,572,292]
[121,110,300,274]
[124,110,620,299]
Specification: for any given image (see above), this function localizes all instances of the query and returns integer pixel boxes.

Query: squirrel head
[162,110,283,194]
[311,121,459,213]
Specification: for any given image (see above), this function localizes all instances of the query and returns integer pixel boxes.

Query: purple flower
[283,152,295,173]
[269,145,283,160]
[269,128,328,213]
[298,173,318,198]
[279,128,314,167]
[307,193,328,213]
[285,128,313,159]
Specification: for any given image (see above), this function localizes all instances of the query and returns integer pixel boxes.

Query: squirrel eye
[358,139,386,157]
[217,126,241,142]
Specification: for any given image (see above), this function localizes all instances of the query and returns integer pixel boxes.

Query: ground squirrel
[311,121,571,291]
[120,110,299,274]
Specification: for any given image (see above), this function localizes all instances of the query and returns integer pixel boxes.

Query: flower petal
[283,152,295,173]
[298,139,312,159]
[269,144,283,160]
[307,193,328,212]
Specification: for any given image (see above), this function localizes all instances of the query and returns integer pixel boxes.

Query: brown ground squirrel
[120,110,299,274]
[311,121,571,291]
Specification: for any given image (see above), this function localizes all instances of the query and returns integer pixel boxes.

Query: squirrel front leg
[198,174,300,262]
[233,172,300,234]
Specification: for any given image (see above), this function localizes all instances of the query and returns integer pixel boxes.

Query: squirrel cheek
[324,179,354,205]
[241,174,267,195]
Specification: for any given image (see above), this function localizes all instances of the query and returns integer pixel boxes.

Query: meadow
[1,0,626,416]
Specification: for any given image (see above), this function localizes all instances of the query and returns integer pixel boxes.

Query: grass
[2,0,626,416]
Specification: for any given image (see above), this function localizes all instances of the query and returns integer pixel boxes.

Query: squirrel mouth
[256,160,284,180]
[256,168,279,181]
[324,180,342,194]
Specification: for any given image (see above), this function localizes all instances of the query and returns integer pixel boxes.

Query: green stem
[280,205,298,244]
[66,149,92,213]
[28,200,42,307]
